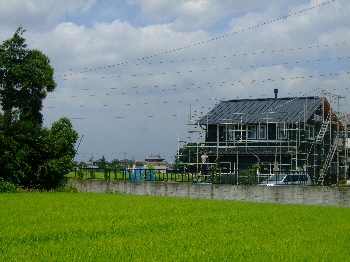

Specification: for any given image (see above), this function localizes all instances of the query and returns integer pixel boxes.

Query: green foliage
[0,28,78,190]
[61,182,78,193]
[174,142,203,172]
[0,178,18,193]
[0,118,78,189]
[1,193,350,261]
[103,171,109,180]
[108,159,123,169]
[0,120,45,186]
[76,169,85,179]
[247,164,261,184]
[209,163,218,171]
[146,163,154,169]
[0,27,55,125]
[97,156,110,179]
[97,155,107,169]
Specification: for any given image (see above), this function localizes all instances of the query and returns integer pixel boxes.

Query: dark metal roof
[198,97,324,125]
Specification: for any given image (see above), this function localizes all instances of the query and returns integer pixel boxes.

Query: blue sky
[1,0,349,163]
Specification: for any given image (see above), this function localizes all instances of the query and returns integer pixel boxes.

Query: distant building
[145,155,165,163]
[144,155,170,172]
[120,159,134,168]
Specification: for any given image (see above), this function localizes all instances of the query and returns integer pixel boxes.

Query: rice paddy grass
[1,192,350,261]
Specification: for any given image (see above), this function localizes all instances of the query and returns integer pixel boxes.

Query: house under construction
[177,93,349,185]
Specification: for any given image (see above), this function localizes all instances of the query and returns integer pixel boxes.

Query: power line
[53,50,349,86]
[46,69,350,108]
[53,1,336,79]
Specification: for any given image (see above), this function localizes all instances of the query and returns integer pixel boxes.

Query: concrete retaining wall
[69,179,350,206]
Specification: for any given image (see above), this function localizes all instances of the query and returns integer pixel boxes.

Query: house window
[258,125,267,139]
[313,114,322,122]
[277,124,288,139]
[224,126,241,141]
[247,125,257,139]
[227,126,236,141]
[307,125,314,140]
[220,126,234,141]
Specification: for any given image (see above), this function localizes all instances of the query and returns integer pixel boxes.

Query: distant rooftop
[145,155,165,162]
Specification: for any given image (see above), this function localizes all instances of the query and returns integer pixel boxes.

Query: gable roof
[198,96,325,125]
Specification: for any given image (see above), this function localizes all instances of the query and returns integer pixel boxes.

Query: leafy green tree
[0,26,55,126]
[0,117,78,189]
[108,159,122,170]
[98,155,107,169]
[0,28,78,190]
[37,118,78,189]
[97,155,110,180]
[0,119,46,186]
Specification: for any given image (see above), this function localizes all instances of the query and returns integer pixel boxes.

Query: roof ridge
[226,96,322,102]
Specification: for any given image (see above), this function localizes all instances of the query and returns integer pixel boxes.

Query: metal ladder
[318,139,339,185]
[303,112,331,171]
[315,113,331,143]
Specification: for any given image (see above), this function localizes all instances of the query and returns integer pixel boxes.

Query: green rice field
[1,193,350,261]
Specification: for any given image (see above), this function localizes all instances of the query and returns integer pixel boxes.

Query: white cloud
[1,0,350,161]
[0,0,96,33]
[126,0,308,31]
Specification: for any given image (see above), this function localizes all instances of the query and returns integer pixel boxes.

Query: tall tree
[98,155,107,169]
[0,26,55,126]
[0,28,78,190]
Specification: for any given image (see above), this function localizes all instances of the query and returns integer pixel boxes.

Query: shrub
[63,182,78,193]
[77,169,85,179]
[0,179,18,193]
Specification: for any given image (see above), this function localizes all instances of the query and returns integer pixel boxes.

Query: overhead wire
[47,67,350,120]
[46,59,350,108]
[56,42,348,80]
[53,0,336,79]
[54,43,349,83]
[43,0,348,121]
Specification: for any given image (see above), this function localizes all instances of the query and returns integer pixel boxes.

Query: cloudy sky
[1,0,349,163]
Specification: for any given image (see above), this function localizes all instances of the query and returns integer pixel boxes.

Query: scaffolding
[177,93,349,186]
